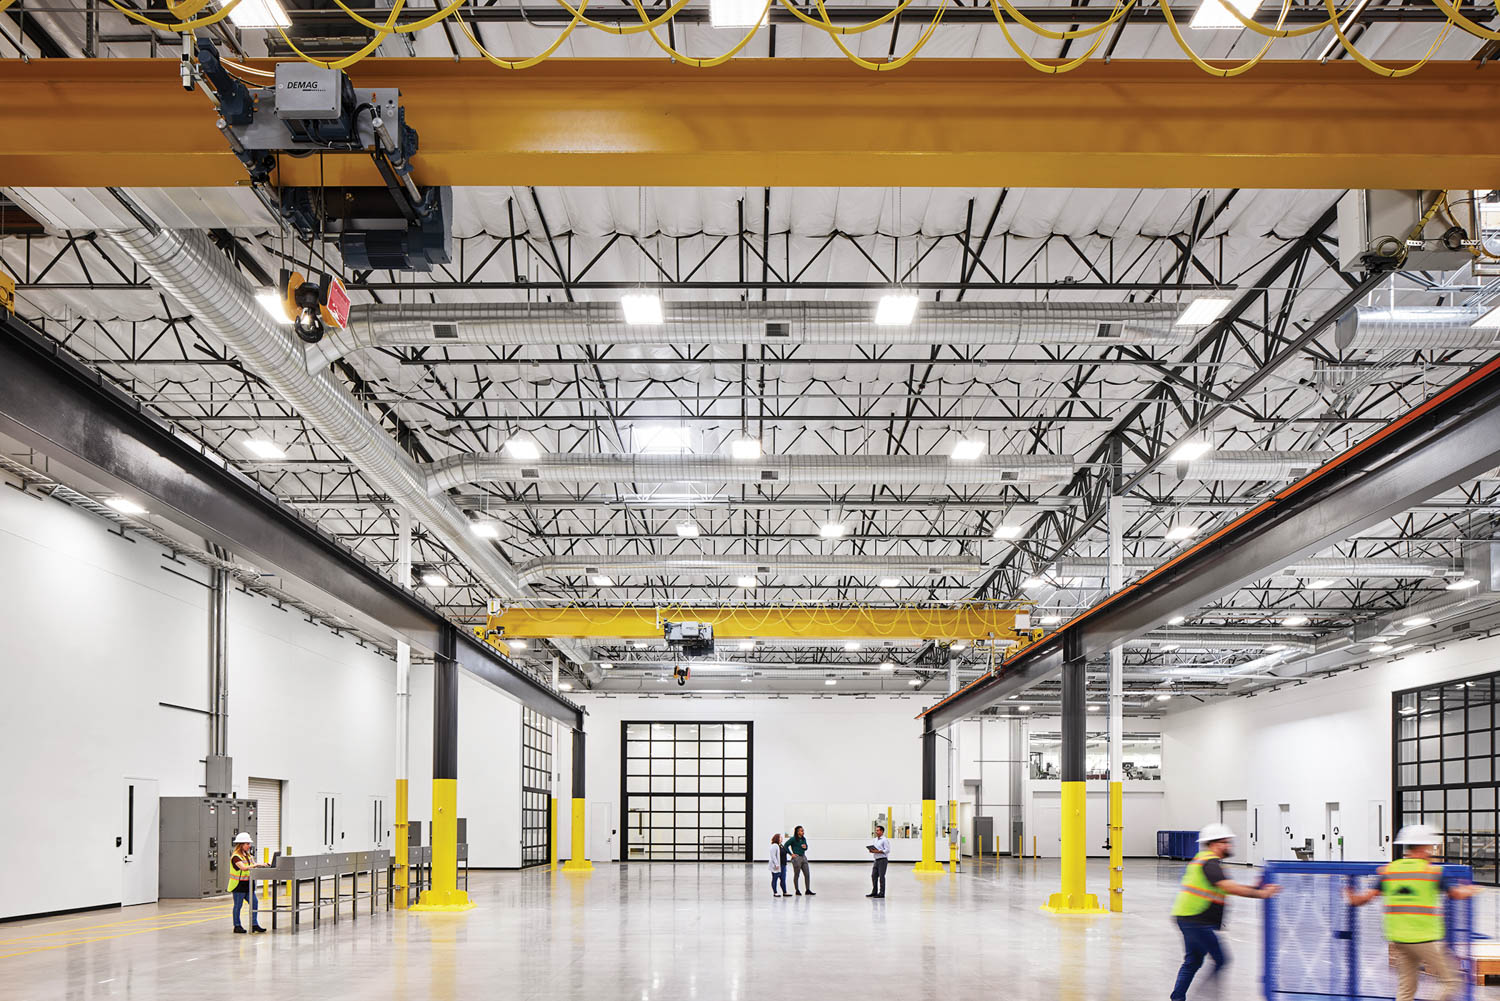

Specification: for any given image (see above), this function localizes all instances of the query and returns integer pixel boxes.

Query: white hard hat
[233,832,253,845]
[1394,824,1443,846]
[1198,823,1236,844]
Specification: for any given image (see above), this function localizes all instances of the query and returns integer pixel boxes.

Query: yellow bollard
[261,847,270,902]
[914,799,943,873]
[394,777,409,909]
[948,799,959,872]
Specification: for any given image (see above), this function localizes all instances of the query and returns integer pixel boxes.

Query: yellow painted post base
[410,888,476,911]
[1108,780,1124,913]
[1041,891,1107,914]
[1044,781,1107,915]
[394,777,409,910]
[561,797,593,872]
[914,798,942,873]
[913,861,945,873]
[411,778,475,911]
[948,798,959,873]
[549,797,559,871]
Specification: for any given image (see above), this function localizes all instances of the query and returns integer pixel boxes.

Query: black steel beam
[0,313,582,729]
[434,626,459,781]
[923,353,1500,730]
[571,730,586,799]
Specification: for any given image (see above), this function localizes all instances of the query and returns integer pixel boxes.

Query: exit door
[1325,802,1343,860]
[121,777,159,906]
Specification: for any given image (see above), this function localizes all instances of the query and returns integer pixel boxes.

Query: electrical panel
[1337,190,1474,273]
[158,797,258,897]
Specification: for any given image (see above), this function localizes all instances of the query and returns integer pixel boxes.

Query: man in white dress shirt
[866,825,891,898]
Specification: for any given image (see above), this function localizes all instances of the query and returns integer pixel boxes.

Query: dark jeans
[1171,918,1227,1000]
[232,886,260,929]
[771,869,787,894]
[870,857,888,896]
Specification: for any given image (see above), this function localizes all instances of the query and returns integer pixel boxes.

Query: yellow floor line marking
[0,913,230,960]
[0,903,231,945]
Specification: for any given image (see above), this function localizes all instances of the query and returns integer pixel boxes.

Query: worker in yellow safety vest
[228,832,268,934]
[1345,824,1475,1001]
[1169,823,1279,1001]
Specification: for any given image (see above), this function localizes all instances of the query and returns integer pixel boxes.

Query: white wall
[0,482,527,919]
[1161,633,1500,866]
[565,695,935,862]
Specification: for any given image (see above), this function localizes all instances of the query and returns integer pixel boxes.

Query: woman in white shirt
[768,833,788,897]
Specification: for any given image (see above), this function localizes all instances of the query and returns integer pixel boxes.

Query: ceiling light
[1370,643,1394,654]
[951,437,985,461]
[880,660,896,671]
[105,496,147,516]
[1394,643,1415,653]
[879,577,901,588]
[1176,296,1233,323]
[632,641,649,650]
[819,522,847,539]
[1281,615,1309,627]
[471,521,500,539]
[1266,644,1287,652]
[844,641,861,652]
[509,638,529,651]
[992,524,1022,540]
[709,0,765,27]
[741,675,754,683]
[559,682,573,691]
[675,521,700,539]
[908,678,922,686]
[243,438,286,460]
[1167,614,1187,626]
[1157,693,1172,702]
[1402,615,1433,628]
[825,677,837,686]
[1022,577,1046,589]
[1017,705,1031,712]
[222,0,291,28]
[504,437,542,461]
[637,425,692,453]
[1189,0,1259,28]
[729,436,762,460]
[1308,579,1336,590]
[1165,524,1196,541]
[874,292,920,326]
[1168,440,1213,463]
[599,661,613,670]
[589,574,614,587]
[738,640,755,651]
[620,292,663,326]
[1040,615,1063,625]
[737,575,758,588]
[421,572,449,588]
[255,288,292,322]
[1159,643,1180,652]
[1471,303,1500,329]
[1447,577,1481,591]
[951,640,968,651]
[1087,704,1100,712]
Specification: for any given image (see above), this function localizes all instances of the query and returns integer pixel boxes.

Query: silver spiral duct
[518,554,987,580]
[103,229,598,680]
[307,300,1187,369]
[425,452,1079,495]
[1057,557,1452,579]
[1174,451,1330,482]
[1131,631,1315,652]
[1335,306,1500,352]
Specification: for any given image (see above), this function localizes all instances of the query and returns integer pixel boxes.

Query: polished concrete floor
[6,859,1500,1000]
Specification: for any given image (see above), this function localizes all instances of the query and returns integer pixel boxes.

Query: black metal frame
[619,720,754,863]
[0,311,582,728]
[520,707,552,868]
[1393,670,1500,886]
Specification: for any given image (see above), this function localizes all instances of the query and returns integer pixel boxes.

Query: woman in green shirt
[786,826,815,895]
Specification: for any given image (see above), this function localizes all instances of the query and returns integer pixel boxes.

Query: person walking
[866,825,891,898]
[786,826,815,896]
[1345,824,1474,1001]
[769,833,788,897]
[227,832,268,934]
[1169,824,1278,1001]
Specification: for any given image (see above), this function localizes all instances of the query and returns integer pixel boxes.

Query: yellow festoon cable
[987,0,1132,42]
[775,0,918,36]
[326,0,471,36]
[1428,0,1500,40]
[455,0,588,71]
[1157,0,1286,78]
[1318,0,1454,78]
[100,0,243,31]
[632,0,773,68]
[812,0,947,71]
[991,3,1110,74]
[552,0,695,36]
[275,0,406,70]
[1218,0,1362,38]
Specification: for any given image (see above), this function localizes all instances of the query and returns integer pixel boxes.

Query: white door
[1278,804,1293,860]
[248,777,283,855]
[1219,800,1248,862]
[589,802,612,862]
[1326,802,1343,860]
[1034,802,1061,858]
[371,796,389,849]
[1368,800,1390,860]
[319,792,344,852]
[122,777,159,906]
[1250,804,1269,866]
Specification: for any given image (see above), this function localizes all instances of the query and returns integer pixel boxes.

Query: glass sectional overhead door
[622,721,752,861]
[521,707,553,868]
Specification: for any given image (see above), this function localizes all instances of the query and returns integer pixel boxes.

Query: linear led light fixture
[1281,615,1309,627]
[1165,524,1196,541]
[1039,614,1063,625]
[908,678,921,686]
[1190,0,1258,30]
[1401,615,1433,628]
[1168,439,1213,462]
[737,640,755,651]
[993,524,1023,540]
[951,437,986,461]
[589,574,614,587]
[729,435,763,460]
[105,496,148,515]
[844,641,861,651]
[874,292,920,326]
[219,0,291,29]
[504,437,542,461]
[1447,577,1481,591]
[1167,614,1187,625]
[880,660,896,671]
[878,577,901,588]
[471,521,500,539]
[675,521,700,538]
[1474,303,1500,329]
[620,292,664,326]
[421,571,449,588]
[709,0,766,27]
[819,522,847,539]
[1307,578,1336,589]
[736,575,758,588]
[243,438,286,460]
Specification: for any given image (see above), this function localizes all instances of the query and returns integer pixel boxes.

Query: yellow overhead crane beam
[483,604,1036,644]
[3,59,1500,189]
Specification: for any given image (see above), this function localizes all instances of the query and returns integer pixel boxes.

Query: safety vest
[226,851,253,893]
[1171,850,1227,917]
[1379,857,1444,944]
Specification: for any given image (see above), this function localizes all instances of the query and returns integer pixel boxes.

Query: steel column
[916,729,942,873]
[1045,630,1105,914]
[413,626,474,911]
[1107,495,1125,913]
[562,729,592,873]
